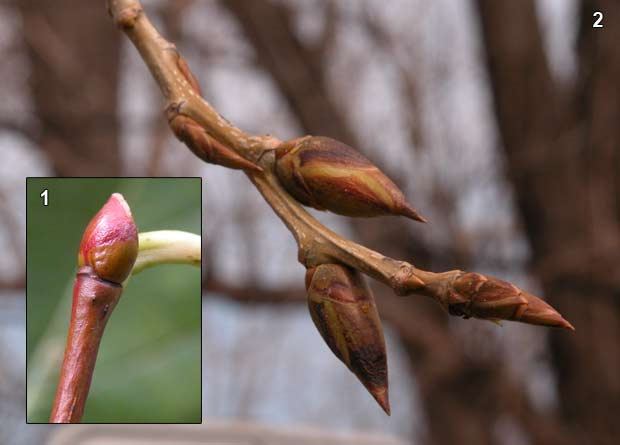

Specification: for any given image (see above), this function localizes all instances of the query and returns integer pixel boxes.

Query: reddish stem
[49,266,123,422]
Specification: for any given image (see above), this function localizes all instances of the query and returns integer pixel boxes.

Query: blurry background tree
[0,0,617,444]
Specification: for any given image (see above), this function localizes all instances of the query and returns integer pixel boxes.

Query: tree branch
[106,0,573,330]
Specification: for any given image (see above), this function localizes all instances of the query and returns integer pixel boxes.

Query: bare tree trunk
[477,1,620,443]
[19,0,121,176]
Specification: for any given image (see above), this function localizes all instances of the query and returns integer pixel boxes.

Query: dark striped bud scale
[305,264,390,415]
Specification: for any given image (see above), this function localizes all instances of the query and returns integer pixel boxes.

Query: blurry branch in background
[107,0,573,415]
[222,0,356,145]
[361,5,425,151]
[204,277,305,304]
[18,0,122,176]
[0,119,37,143]
[0,187,25,288]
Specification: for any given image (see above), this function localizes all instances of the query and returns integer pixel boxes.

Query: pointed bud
[306,264,390,414]
[78,193,138,284]
[169,114,263,172]
[275,136,426,222]
[446,272,575,330]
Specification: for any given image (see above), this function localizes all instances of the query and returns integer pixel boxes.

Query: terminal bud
[446,272,575,330]
[78,193,138,284]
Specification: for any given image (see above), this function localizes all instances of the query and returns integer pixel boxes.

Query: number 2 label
[593,12,603,28]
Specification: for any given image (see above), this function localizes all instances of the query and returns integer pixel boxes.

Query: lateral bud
[275,136,426,222]
[446,272,575,330]
[78,193,138,284]
[168,114,263,172]
[306,264,390,415]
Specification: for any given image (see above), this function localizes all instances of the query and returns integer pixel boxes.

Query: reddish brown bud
[78,193,138,284]
[51,194,138,423]
[169,114,263,172]
[446,272,575,330]
[306,264,390,415]
[275,136,426,222]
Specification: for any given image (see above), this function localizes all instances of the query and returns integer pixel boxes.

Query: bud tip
[371,388,391,416]
[401,203,427,223]
[556,316,575,331]
[110,193,132,217]
[520,296,575,331]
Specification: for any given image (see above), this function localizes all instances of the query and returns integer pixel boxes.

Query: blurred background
[0,0,618,444]
[25,178,202,424]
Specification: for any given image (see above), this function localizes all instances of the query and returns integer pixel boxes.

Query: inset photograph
[26,178,202,423]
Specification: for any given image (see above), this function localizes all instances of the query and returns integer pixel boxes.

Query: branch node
[165,101,185,122]
[391,264,426,296]
[112,5,142,30]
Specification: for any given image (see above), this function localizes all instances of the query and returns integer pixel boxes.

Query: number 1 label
[40,189,49,206]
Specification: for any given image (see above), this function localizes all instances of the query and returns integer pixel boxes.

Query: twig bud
[446,272,575,330]
[275,136,426,222]
[78,193,139,284]
[51,193,138,423]
[306,264,390,415]
[170,54,261,172]
[169,114,263,172]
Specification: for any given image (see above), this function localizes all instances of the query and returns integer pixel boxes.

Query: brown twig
[106,0,573,330]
